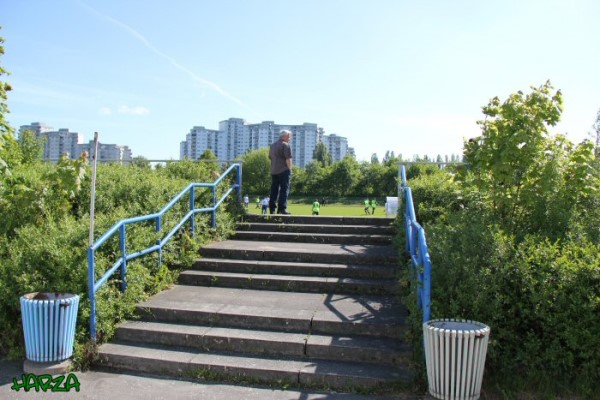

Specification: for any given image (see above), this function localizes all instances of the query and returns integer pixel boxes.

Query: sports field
[244,202,392,217]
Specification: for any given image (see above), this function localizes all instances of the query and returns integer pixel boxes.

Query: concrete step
[232,231,392,245]
[178,270,396,295]
[192,258,396,279]
[242,214,395,227]
[199,240,399,266]
[114,321,411,366]
[97,342,411,391]
[236,222,394,235]
[135,285,407,339]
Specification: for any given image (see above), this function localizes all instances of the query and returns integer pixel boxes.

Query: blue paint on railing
[400,165,432,323]
[87,163,242,340]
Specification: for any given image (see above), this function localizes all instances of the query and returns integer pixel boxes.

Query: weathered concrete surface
[233,231,392,245]
[241,214,395,227]
[178,270,396,295]
[200,240,399,265]
[192,258,396,279]
[2,359,420,400]
[236,222,394,235]
[95,215,414,395]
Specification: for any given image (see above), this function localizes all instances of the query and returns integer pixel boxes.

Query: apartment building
[180,118,350,168]
[19,122,133,163]
[79,141,133,163]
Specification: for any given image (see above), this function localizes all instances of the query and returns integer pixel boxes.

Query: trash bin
[20,292,79,363]
[423,318,491,400]
[385,196,398,217]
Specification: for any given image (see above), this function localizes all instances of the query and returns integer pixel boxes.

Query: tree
[199,149,217,161]
[18,129,44,164]
[0,29,11,137]
[240,147,270,196]
[324,156,360,196]
[0,28,14,177]
[312,142,332,167]
[460,81,599,238]
[370,153,379,165]
[592,108,600,157]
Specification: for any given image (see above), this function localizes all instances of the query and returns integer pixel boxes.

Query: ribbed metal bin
[424,319,490,400]
[20,292,79,363]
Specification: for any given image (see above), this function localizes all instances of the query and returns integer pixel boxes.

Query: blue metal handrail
[87,163,242,340]
[400,165,432,323]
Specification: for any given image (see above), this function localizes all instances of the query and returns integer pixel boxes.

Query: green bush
[425,216,600,395]
[0,160,238,364]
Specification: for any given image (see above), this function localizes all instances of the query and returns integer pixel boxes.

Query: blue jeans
[269,169,291,213]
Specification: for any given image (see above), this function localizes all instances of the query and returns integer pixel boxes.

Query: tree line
[236,146,463,201]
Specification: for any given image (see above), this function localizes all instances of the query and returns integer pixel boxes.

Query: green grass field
[244,202,390,217]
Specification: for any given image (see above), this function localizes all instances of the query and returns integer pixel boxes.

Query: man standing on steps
[268,130,293,215]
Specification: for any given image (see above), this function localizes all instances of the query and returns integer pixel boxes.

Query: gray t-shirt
[269,139,292,175]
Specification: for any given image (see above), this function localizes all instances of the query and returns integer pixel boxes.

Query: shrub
[0,160,238,364]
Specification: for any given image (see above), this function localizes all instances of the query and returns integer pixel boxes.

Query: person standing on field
[312,199,321,215]
[364,199,370,215]
[269,130,293,215]
[243,194,249,209]
[261,196,269,215]
[371,198,377,214]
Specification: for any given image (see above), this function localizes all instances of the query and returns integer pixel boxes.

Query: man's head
[280,130,292,142]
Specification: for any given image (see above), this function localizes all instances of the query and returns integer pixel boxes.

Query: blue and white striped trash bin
[424,319,491,400]
[20,292,79,363]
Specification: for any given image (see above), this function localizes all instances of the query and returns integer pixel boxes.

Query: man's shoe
[279,210,291,215]
[269,208,276,214]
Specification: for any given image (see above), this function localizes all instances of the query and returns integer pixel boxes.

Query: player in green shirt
[312,199,321,215]
[364,199,370,215]
[371,198,377,214]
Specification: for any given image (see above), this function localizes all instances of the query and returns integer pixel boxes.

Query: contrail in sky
[78,1,247,108]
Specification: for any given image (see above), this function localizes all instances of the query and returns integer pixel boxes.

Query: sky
[1,0,599,162]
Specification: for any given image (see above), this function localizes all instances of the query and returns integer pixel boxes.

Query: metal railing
[87,163,242,340]
[400,165,432,323]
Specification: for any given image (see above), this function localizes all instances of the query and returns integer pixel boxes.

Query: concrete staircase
[96,214,412,393]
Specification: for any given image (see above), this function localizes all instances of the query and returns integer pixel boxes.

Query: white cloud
[118,105,150,116]
[98,107,112,115]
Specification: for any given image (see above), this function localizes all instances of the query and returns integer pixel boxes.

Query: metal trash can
[20,292,79,363]
[424,318,491,400]
[385,196,398,217]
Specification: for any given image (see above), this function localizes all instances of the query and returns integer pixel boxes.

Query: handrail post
[190,186,196,236]
[211,185,216,228]
[87,247,97,341]
[237,163,242,203]
[156,216,162,268]
[423,249,432,322]
[119,224,127,292]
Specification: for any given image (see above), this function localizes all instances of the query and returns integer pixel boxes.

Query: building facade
[19,122,133,163]
[180,118,351,168]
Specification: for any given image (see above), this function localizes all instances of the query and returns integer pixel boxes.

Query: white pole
[89,132,99,247]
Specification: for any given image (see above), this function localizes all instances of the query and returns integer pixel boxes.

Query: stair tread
[142,285,404,319]
[202,240,398,258]
[138,285,406,332]
[236,222,394,234]
[242,215,395,226]
[98,342,409,381]
[181,270,396,285]
[117,320,409,352]
[194,257,396,270]
[234,231,392,239]
[237,222,393,229]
